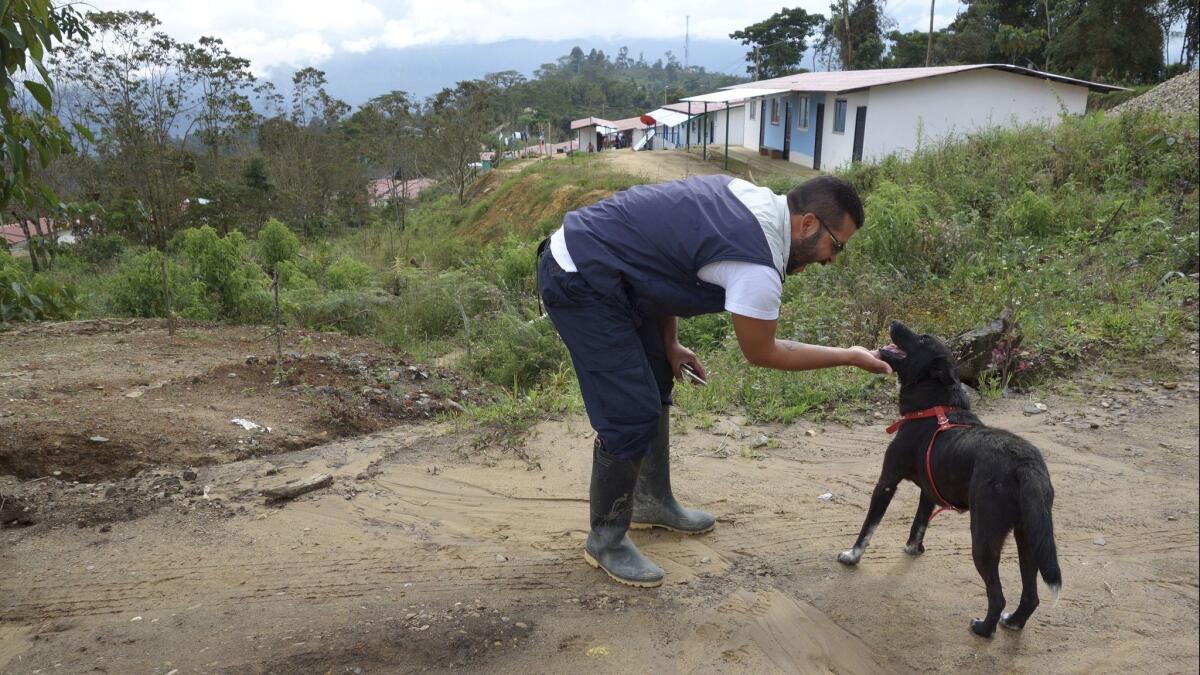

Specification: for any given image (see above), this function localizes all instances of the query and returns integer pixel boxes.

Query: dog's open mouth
[880,344,907,359]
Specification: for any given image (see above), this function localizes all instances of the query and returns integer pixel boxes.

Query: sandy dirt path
[2,367,1197,674]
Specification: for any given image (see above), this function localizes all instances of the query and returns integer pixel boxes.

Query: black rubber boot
[631,407,716,534]
[583,440,664,588]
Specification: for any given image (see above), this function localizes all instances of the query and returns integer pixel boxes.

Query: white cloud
[83,0,965,74]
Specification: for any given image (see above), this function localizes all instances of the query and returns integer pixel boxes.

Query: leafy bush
[473,310,569,391]
[71,233,128,266]
[275,259,318,291]
[0,251,80,322]
[325,256,375,291]
[389,266,500,341]
[284,288,397,335]
[256,218,300,273]
[106,249,201,318]
[176,226,265,320]
[852,180,965,277]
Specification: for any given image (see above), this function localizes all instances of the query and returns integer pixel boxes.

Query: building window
[749,102,756,120]
[770,98,780,125]
[834,99,848,133]
[798,96,809,129]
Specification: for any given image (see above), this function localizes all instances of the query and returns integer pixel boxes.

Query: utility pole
[926,0,935,67]
[754,45,759,80]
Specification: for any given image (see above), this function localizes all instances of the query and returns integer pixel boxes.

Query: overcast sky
[84,1,964,76]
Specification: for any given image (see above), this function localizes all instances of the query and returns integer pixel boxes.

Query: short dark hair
[786,176,864,231]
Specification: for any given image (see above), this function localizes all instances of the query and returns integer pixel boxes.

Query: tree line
[733,0,1197,83]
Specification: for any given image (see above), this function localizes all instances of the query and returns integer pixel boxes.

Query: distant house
[367,178,437,207]
[1,219,74,250]
[727,64,1123,170]
[570,117,617,152]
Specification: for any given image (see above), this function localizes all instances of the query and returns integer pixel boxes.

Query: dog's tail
[1018,464,1062,605]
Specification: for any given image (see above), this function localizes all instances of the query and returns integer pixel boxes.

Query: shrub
[177,226,260,317]
[106,249,201,318]
[284,288,397,335]
[71,233,128,266]
[390,267,500,341]
[256,218,300,273]
[0,251,80,322]
[275,259,318,291]
[325,256,375,291]
[473,310,569,391]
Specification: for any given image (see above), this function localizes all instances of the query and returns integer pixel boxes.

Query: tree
[730,8,824,79]
[54,11,195,238]
[291,67,349,127]
[1047,0,1164,83]
[1160,0,1198,67]
[180,36,256,161]
[428,82,492,205]
[820,0,890,70]
[1,0,90,214]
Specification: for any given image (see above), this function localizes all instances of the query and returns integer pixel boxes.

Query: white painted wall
[712,106,745,146]
[859,69,1090,168]
[575,126,601,152]
[742,98,763,150]
[816,90,870,170]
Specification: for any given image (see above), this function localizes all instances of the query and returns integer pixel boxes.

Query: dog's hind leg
[904,491,935,556]
[1000,526,1040,631]
[968,511,1007,638]
[838,478,900,565]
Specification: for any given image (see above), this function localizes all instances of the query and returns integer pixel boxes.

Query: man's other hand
[666,343,707,384]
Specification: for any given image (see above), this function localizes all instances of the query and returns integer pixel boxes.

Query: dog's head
[878,320,969,412]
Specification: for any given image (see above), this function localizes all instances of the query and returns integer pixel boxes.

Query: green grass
[15,108,1199,429]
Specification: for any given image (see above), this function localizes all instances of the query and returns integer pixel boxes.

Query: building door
[852,106,868,162]
[758,101,767,148]
[813,103,825,170]
[782,102,791,161]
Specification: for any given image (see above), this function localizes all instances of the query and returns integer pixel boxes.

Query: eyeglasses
[817,217,844,253]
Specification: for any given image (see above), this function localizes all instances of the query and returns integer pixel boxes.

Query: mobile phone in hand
[680,363,707,386]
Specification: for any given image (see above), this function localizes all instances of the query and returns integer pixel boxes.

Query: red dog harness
[886,405,973,522]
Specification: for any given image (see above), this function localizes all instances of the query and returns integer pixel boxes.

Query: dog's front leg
[904,491,935,555]
[838,480,899,565]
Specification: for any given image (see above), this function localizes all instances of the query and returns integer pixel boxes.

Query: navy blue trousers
[537,246,673,460]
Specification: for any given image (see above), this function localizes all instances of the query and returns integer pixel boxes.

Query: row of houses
[572,64,1122,171]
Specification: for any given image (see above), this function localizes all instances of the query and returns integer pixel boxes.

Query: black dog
[838,320,1062,638]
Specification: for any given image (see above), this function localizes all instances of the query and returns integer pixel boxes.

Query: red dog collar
[886,405,972,521]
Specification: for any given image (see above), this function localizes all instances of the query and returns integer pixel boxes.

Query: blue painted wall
[760,94,789,150]
[790,93,826,157]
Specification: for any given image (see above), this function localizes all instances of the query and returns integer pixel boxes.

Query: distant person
[536,175,891,587]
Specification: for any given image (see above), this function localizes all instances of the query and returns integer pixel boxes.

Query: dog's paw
[836,550,861,566]
[999,612,1024,631]
[903,542,925,556]
[969,619,995,638]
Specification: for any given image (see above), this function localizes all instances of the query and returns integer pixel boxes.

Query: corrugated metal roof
[643,108,690,127]
[723,64,1125,94]
[611,116,647,131]
[570,116,616,130]
[682,87,788,103]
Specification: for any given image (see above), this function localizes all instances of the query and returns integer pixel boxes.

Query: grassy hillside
[6,109,1197,428]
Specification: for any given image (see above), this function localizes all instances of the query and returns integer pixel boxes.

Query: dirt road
[1,324,1197,674]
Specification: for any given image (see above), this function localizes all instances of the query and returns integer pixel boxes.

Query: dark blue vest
[563,175,780,318]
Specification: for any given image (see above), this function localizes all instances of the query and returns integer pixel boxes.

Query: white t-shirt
[549,178,789,320]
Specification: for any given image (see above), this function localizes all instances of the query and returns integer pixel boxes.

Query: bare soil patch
[0,320,484,483]
[0,321,1196,674]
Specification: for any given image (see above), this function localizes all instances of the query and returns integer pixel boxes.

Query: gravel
[1111,70,1199,117]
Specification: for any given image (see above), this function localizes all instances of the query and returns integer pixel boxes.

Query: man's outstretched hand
[848,346,893,375]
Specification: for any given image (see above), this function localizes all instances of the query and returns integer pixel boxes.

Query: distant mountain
[270,38,750,106]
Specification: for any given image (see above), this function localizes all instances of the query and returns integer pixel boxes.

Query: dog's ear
[933,357,958,385]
